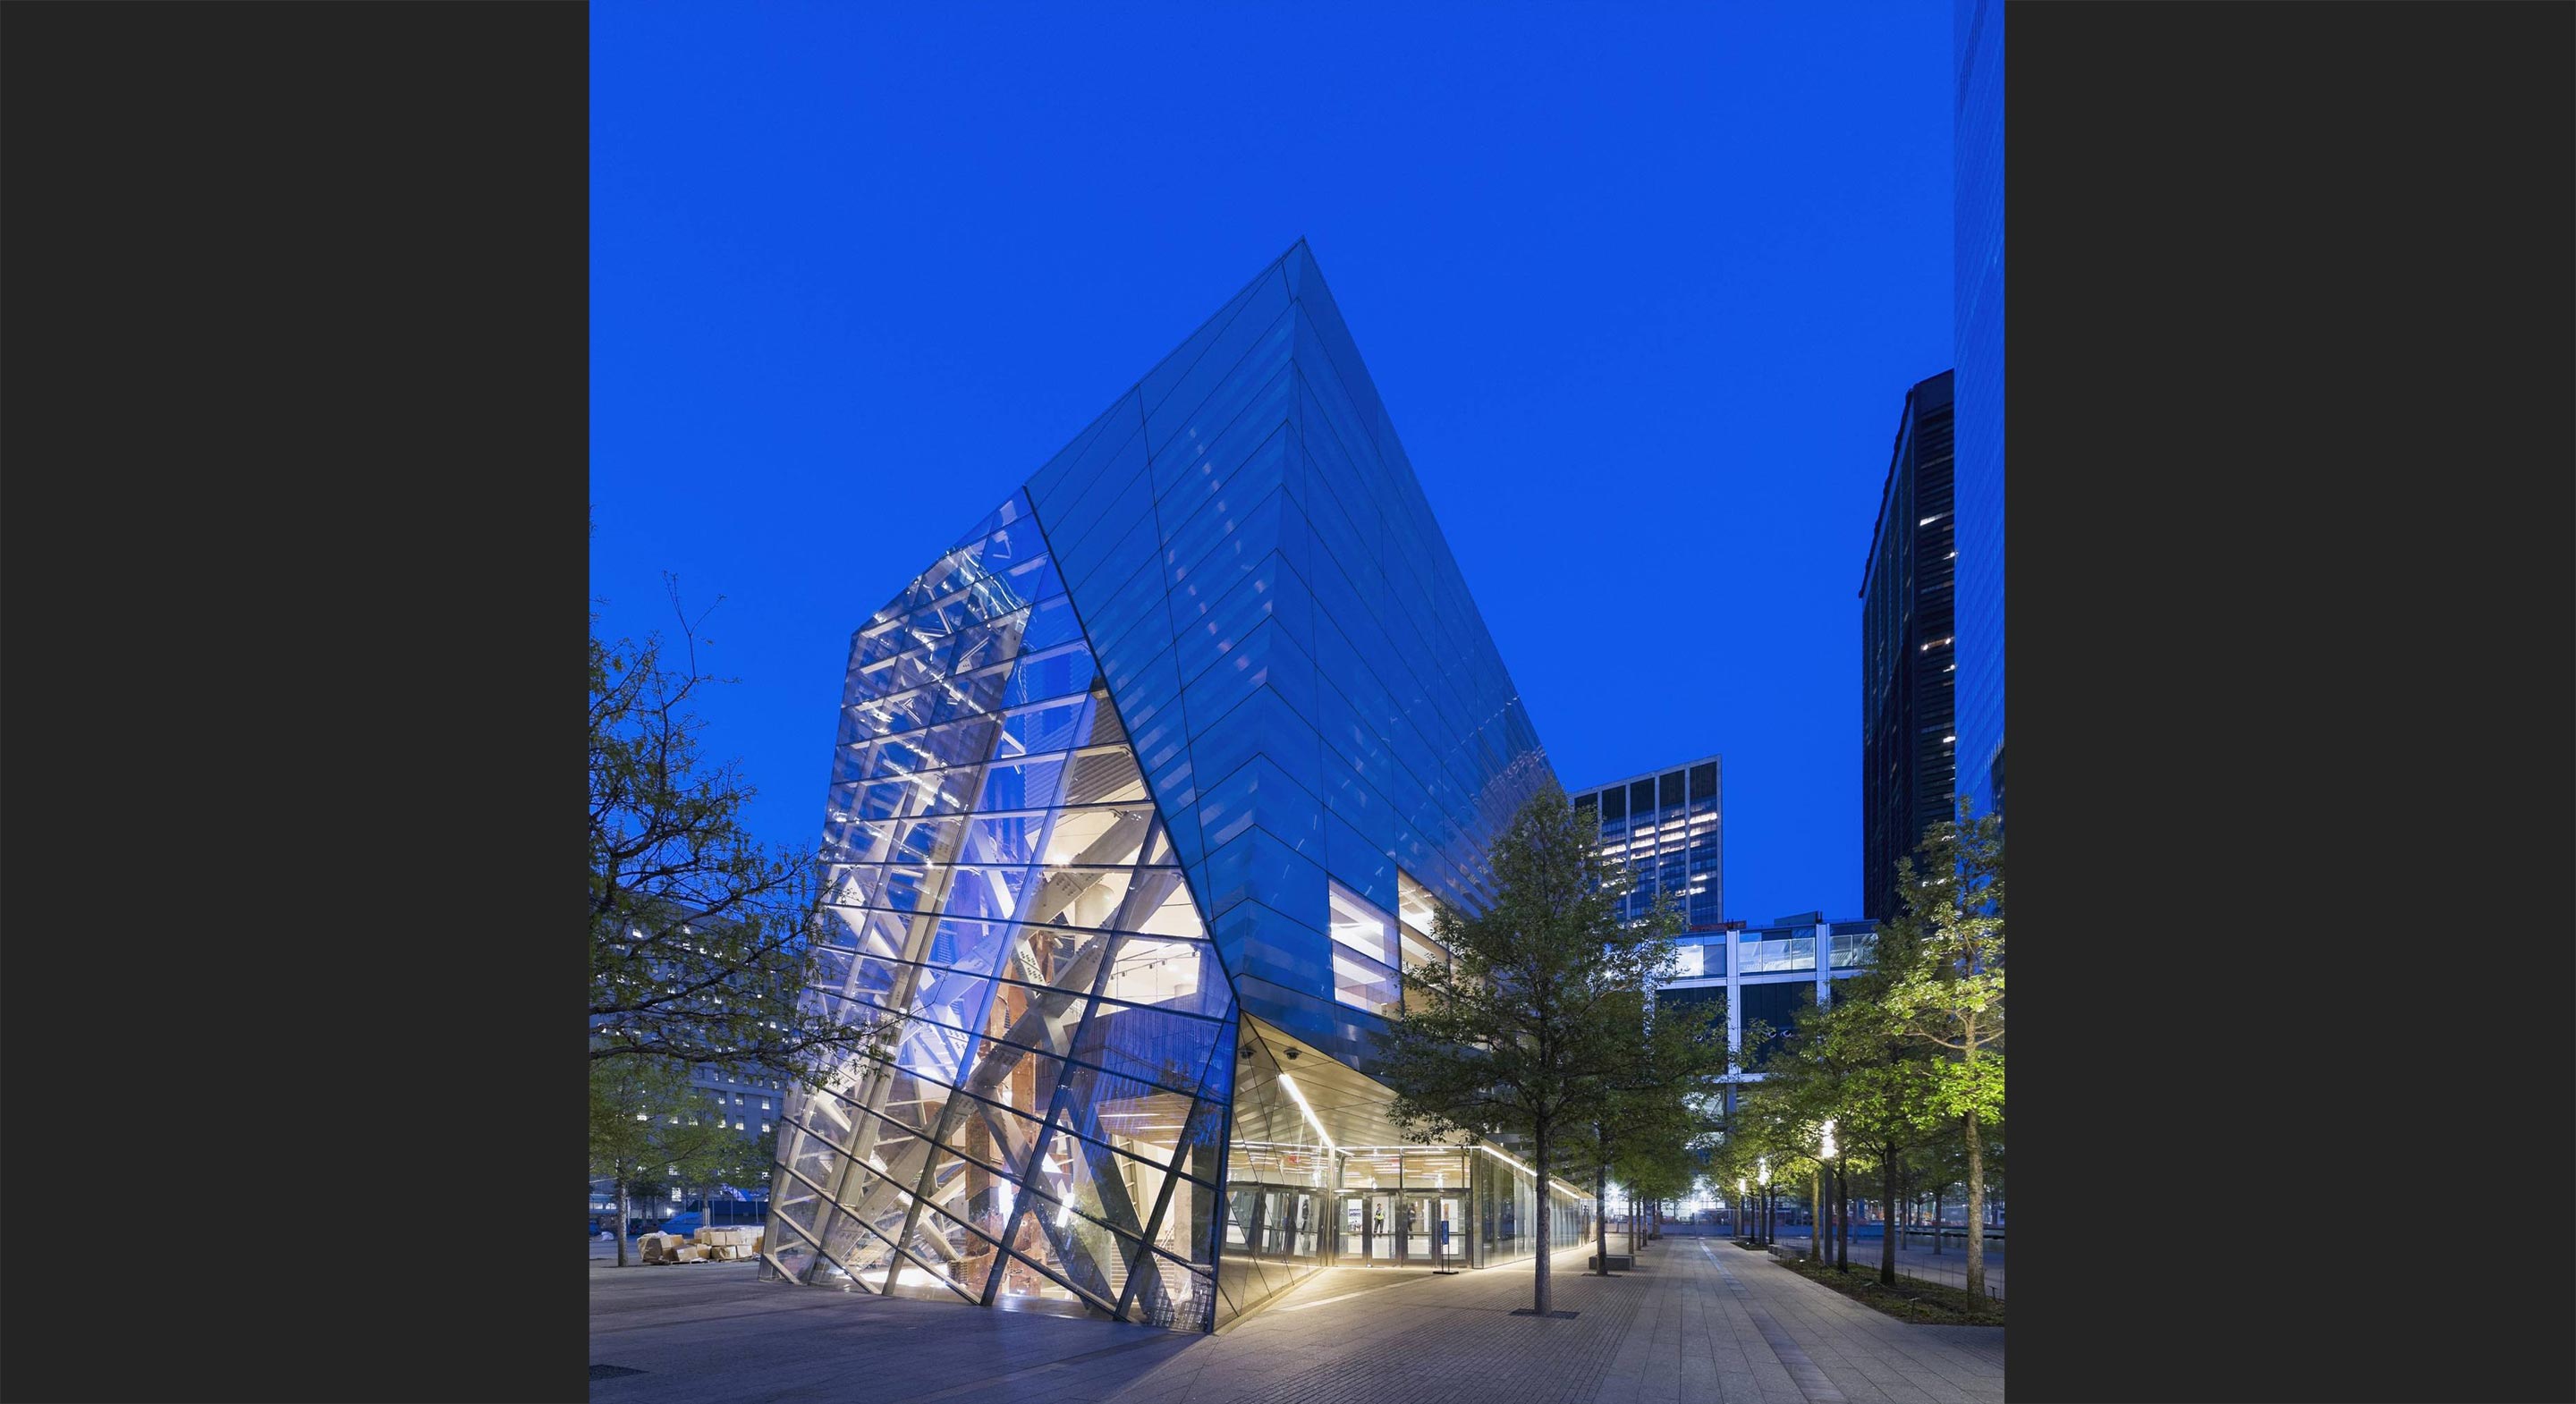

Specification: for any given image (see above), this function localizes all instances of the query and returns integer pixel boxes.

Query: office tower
[1860,372,1956,920]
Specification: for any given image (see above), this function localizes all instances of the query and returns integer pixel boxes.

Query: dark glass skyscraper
[1860,371,1955,921]
[762,243,1591,1333]
[1568,757,1722,932]
[1953,0,2004,817]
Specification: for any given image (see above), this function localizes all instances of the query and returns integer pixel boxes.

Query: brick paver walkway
[589,1239,2003,1404]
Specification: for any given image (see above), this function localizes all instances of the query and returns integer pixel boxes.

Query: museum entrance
[1338,1190,1462,1265]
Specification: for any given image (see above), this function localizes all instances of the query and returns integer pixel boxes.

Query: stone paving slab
[589,1238,2003,1404]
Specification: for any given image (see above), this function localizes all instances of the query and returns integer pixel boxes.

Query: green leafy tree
[1372,788,1678,1317]
[1562,985,1727,1273]
[1877,797,2005,1297]
[1758,936,1950,1282]
[589,1057,763,1267]
[1722,1061,1826,1248]
[589,588,876,1082]
[1620,1122,1706,1244]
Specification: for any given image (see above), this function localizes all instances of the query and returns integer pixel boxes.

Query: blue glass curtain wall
[767,246,1580,1334]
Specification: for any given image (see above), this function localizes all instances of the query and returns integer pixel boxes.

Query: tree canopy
[589,591,873,1083]
[1372,787,1685,1315]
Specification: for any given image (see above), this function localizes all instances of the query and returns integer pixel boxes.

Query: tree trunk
[1594,1151,1611,1276]
[1532,1121,1553,1315]
[1879,1157,1898,1284]
[1963,1108,1986,1298]
[1835,1163,1851,1271]
[1826,1167,1838,1268]
[615,1180,631,1268]
[1840,1166,1852,1270]
[1805,1169,1818,1260]
[1931,1189,1944,1253]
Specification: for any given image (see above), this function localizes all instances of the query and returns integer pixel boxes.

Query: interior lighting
[1276,1073,1341,1155]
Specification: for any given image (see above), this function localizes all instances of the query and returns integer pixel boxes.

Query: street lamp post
[1757,1157,1772,1248]
[1736,1177,1749,1243]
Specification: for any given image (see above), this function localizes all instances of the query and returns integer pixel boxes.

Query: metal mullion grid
[806,613,1028,1283]
[981,1076,1103,1312]
[780,1102,1022,1300]
[786,1088,1034,1193]
[988,1083,1168,1310]
[808,988,977,1089]
[987,842,1184,1319]
[820,929,1220,1016]
[1110,1117,1198,1324]
[773,1152,911,1291]
[850,736,1132,796]
[1020,489,1251,1328]
[1133,1245,1219,1331]
[987,1220,1124,1317]
[889,1180,1016,1303]
[882,1240,980,1306]
[880,1077,1055,1176]
[811,980,1079,1094]
[846,652,1018,740]
[1014,1172,1162,1317]
[1038,1102,1221,1198]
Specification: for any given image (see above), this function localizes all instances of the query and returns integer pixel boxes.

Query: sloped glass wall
[763,493,1234,1332]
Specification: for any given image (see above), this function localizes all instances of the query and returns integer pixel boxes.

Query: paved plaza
[589,1237,2003,1404]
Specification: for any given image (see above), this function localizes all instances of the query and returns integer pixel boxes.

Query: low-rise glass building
[760,243,1593,1332]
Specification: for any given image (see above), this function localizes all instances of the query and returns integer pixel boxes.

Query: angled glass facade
[764,244,1588,1332]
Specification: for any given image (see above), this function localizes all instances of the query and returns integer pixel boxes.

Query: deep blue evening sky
[591,3,1953,925]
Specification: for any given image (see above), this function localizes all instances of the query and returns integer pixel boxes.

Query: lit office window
[1326,880,1396,965]
[1327,880,1400,1015]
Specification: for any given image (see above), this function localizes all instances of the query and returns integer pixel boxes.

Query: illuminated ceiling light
[1276,1073,1341,1155]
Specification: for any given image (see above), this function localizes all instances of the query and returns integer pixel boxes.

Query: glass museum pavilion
[760,243,1595,1332]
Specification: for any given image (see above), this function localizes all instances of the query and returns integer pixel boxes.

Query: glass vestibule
[1227,1140,1586,1281]
[1216,1017,1598,1324]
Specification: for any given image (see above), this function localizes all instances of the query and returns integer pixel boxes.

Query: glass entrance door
[1403,1197,1432,1261]
[1339,1196,1366,1260]
[1368,1195,1397,1261]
